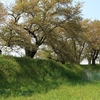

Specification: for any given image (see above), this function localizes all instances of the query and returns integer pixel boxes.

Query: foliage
[83,20,100,65]
[0,0,100,65]
[0,2,7,46]
[0,0,84,64]
[0,2,7,23]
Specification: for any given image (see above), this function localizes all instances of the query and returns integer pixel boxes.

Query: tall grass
[0,55,100,100]
[2,81,100,100]
[0,55,81,98]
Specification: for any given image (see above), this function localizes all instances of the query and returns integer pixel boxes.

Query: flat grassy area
[1,81,100,100]
[0,55,100,100]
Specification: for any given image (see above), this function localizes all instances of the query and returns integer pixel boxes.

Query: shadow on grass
[0,57,66,98]
[0,57,97,98]
[0,78,66,98]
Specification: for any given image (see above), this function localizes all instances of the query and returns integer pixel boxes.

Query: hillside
[0,55,100,99]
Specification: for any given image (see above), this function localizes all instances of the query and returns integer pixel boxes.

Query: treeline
[0,0,100,65]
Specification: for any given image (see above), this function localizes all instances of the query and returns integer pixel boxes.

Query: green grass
[2,81,100,100]
[0,55,100,100]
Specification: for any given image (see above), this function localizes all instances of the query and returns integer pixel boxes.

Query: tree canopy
[0,0,100,65]
[0,2,7,23]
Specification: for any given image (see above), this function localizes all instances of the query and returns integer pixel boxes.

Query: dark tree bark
[92,58,95,65]
[91,50,99,65]
[25,48,37,58]
[0,50,2,54]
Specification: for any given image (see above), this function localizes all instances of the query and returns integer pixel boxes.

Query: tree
[1,0,84,64]
[47,21,84,64]
[46,1,83,64]
[80,19,91,64]
[0,2,7,53]
[2,0,60,58]
[84,20,100,65]
[0,2,7,23]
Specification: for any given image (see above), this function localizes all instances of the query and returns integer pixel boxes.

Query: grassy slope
[0,55,100,100]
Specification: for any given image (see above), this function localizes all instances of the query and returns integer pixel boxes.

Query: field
[1,81,100,100]
[0,55,100,100]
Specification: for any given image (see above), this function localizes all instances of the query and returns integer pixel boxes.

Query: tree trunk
[87,57,91,64]
[91,50,99,65]
[88,59,91,65]
[25,49,37,58]
[91,58,95,65]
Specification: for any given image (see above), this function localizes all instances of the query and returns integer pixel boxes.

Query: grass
[2,81,100,100]
[0,55,100,100]
[28,82,100,100]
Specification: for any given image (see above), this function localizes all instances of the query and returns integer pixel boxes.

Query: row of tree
[0,0,100,65]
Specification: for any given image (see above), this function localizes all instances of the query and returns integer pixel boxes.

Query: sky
[76,0,100,20]
[0,0,100,20]
[0,0,15,6]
